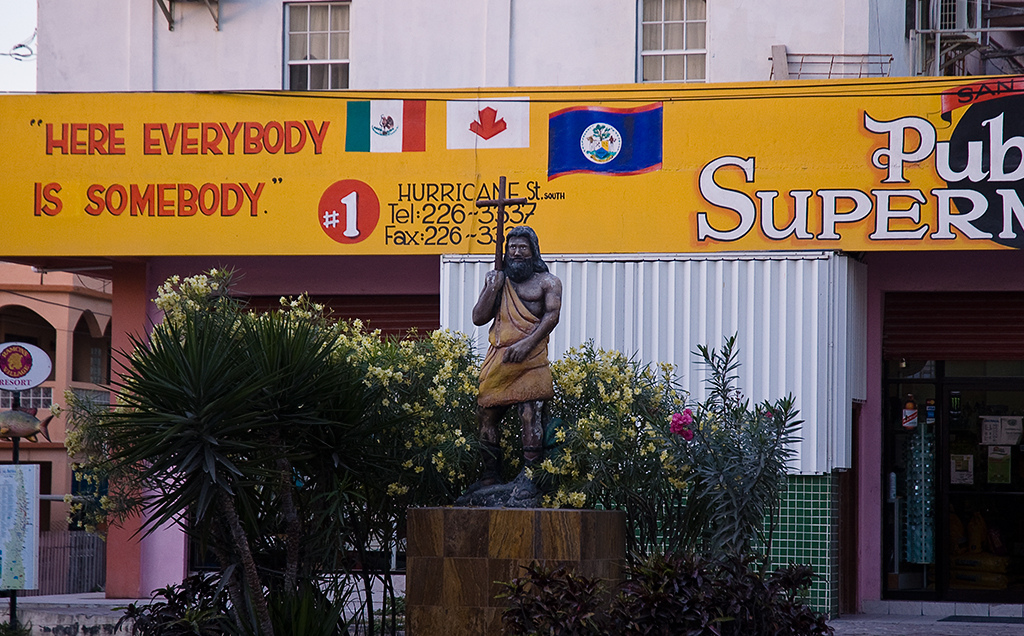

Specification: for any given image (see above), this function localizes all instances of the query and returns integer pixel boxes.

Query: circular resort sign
[0,342,52,391]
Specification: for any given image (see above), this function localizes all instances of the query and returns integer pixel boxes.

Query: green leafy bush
[116,574,231,636]
[501,554,833,636]
[500,564,609,636]
[540,342,690,556]
[608,552,716,635]
[67,269,809,636]
[537,336,801,565]
[0,621,32,636]
[261,580,351,636]
[665,335,802,564]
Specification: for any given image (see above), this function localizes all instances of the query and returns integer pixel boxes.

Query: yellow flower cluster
[332,320,383,364]
[365,364,405,388]
[153,269,231,326]
[543,489,586,508]
[540,340,696,511]
[277,293,326,321]
[387,482,409,496]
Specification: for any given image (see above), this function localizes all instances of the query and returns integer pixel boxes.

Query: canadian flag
[446,98,530,149]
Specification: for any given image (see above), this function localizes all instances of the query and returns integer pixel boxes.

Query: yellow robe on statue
[477,279,555,407]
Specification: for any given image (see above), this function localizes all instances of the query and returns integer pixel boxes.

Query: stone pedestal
[405,507,626,636]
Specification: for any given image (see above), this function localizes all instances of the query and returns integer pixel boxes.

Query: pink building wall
[858,250,1024,608]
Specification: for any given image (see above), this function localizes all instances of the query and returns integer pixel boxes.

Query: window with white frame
[286,2,350,90]
[640,0,706,82]
[1,387,52,410]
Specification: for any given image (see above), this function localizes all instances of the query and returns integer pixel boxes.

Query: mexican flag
[345,100,426,152]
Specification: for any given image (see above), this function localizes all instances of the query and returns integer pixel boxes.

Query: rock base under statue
[454,470,541,507]
[405,507,626,636]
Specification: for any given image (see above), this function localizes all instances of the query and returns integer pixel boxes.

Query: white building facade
[38,0,915,93]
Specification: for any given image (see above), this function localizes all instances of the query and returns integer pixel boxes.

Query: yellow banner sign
[3,76,1024,256]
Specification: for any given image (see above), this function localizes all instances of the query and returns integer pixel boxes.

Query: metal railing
[17,531,106,596]
[911,0,1024,75]
[769,53,894,79]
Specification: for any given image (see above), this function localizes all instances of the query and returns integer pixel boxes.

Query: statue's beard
[505,258,533,283]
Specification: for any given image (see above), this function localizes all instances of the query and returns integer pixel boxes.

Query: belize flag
[345,100,426,152]
[547,103,662,180]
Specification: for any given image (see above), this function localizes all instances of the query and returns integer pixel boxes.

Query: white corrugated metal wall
[440,252,866,474]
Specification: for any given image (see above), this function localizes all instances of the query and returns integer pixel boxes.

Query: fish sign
[0,410,53,443]
[0,342,52,391]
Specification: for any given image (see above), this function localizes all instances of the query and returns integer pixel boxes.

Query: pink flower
[670,409,694,436]
[670,414,685,434]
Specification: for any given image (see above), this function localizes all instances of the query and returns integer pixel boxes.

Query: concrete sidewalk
[829,600,1024,636]
[829,614,1024,635]
[1,592,140,635]
[6,592,1024,636]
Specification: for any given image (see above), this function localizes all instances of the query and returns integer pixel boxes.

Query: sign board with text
[0,343,52,391]
[3,77,1024,256]
[0,465,39,591]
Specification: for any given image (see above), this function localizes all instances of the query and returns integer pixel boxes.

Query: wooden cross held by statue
[476,176,527,270]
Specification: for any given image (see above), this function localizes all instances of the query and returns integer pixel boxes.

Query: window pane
[686,23,705,49]
[643,24,661,50]
[643,0,661,22]
[310,33,328,60]
[665,23,683,50]
[330,63,350,89]
[0,388,51,409]
[665,0,684,21]
[290,65,308,91]
[664,54,686,80]
[309,64,328,90]
[289,5,308,32]
[286,3,350,91]
[310,4,329,31]
[330,4,350,30]
[330,33,349,59]
[687,53,706,79]
[643,56,662,81]
[289,33,307,61]
[686,0,706,20]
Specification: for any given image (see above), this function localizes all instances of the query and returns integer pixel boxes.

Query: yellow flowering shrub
[545,341,693,557]
[329,324,492,504]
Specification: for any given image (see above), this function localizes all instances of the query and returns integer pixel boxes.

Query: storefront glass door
[944,384,1024,599]
[883,361,1024,601]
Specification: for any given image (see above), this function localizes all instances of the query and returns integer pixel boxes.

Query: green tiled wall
[635,474,842,616]
[768,474,839,616]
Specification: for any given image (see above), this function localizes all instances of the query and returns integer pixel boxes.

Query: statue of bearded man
[469,225,562,489]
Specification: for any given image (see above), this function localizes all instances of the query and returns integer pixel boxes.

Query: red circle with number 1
[318,180,380,244]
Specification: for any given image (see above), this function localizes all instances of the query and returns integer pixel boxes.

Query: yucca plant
[71,274,393,636]
[103,307,276,633]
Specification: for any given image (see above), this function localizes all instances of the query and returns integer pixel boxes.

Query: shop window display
[884,362,1024,601]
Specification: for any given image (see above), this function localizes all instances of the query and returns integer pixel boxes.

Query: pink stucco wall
[858,249,1024,608]
[148,255,441,298]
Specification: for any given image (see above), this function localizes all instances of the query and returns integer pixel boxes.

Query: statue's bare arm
[472,269,505,326]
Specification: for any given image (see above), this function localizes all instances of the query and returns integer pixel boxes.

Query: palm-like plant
[86,292,394,636]
[101,308,274,633]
